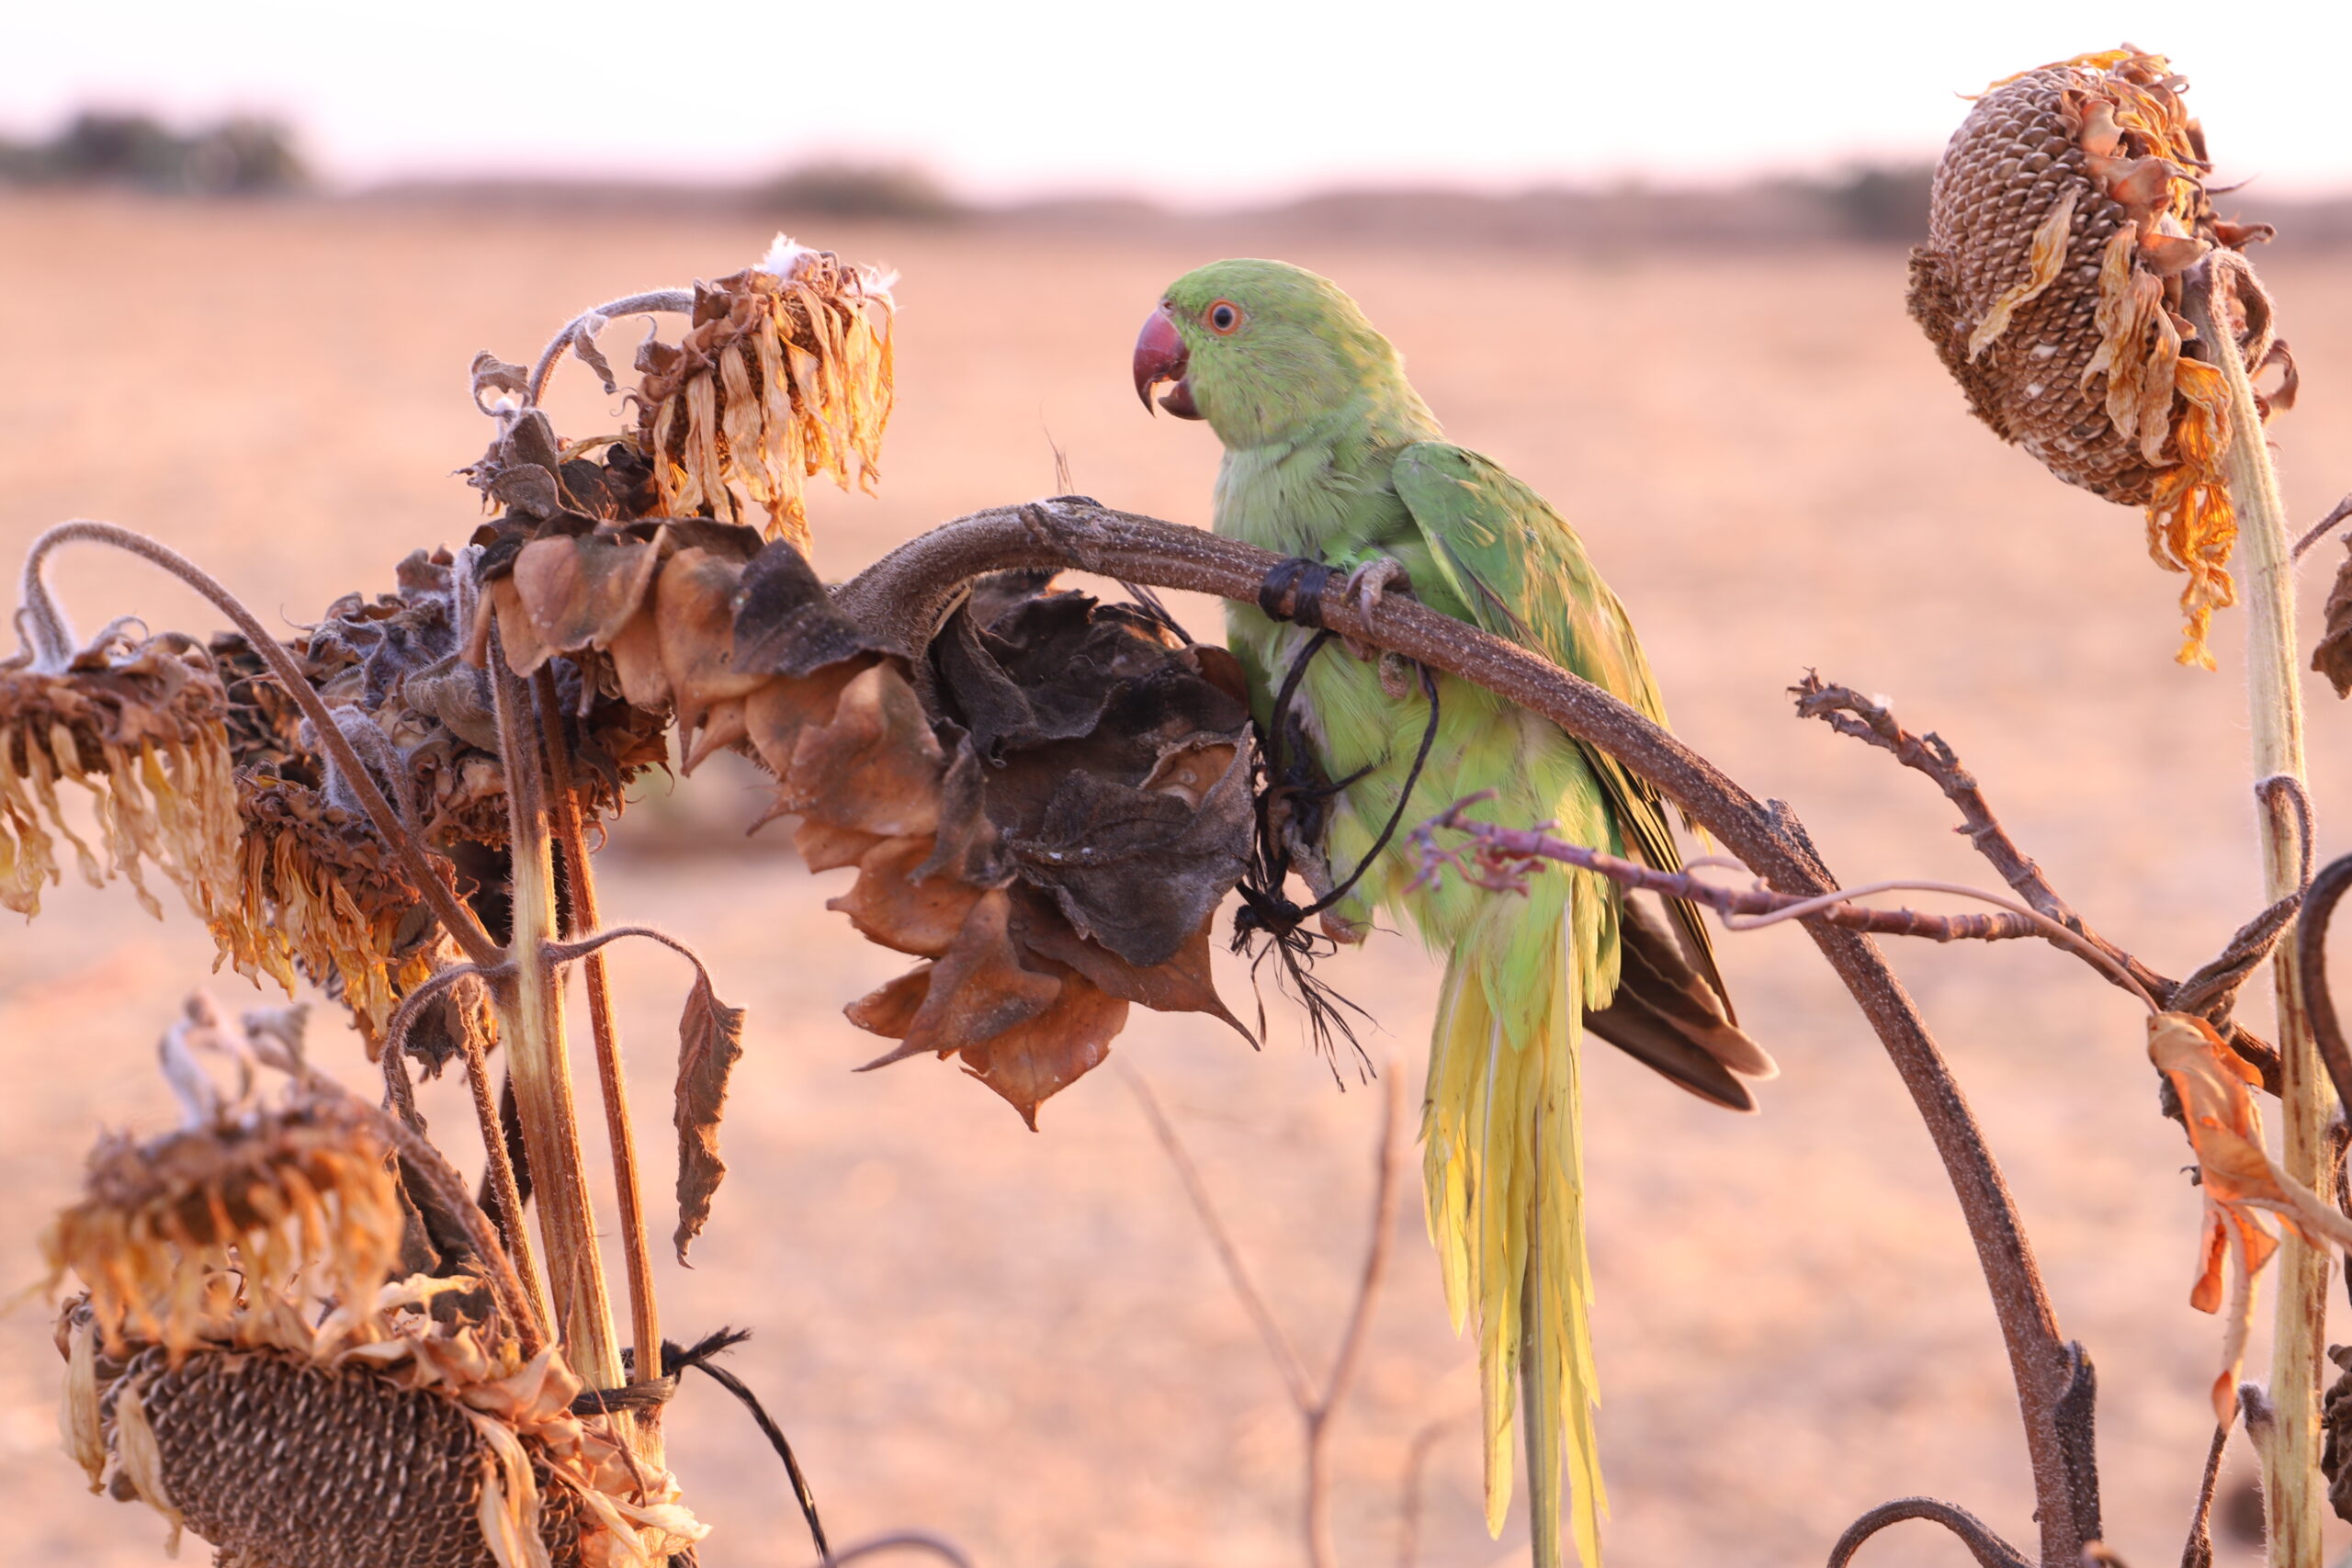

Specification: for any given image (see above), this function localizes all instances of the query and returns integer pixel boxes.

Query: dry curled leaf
[2313,538,2352,697]
[673,964,746,1263]
[1909,48,2288,667]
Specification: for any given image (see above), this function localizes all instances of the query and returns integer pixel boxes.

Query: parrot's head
[1132,258,1407,449]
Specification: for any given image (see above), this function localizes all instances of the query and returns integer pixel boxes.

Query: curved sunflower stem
[526,289,695,407]
[486,622,632,1453]
[531,665,663,1464]
[2191,258,2327,1568]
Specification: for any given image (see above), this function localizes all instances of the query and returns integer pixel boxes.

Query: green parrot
[1132,258,1775,1566]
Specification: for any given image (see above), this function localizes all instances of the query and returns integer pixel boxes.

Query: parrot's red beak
[1132,305,1201,419]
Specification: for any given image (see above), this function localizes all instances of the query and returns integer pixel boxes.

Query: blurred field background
[5,182,2352,1568]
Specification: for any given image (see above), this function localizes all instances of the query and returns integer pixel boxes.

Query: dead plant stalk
[1122,1061,1406,1568]
[2191,261,2329,1568]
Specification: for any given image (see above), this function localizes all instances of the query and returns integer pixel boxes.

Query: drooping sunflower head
[42,995,404,1358]
[0,626,238,920]
[632,235,897,550]
[1908,48,2290,669]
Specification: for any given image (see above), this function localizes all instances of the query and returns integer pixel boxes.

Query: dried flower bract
[1908,48,2290,667]
[632,236,896,550]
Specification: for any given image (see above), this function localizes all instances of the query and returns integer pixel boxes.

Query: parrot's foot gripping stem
[1340,555,1410,615]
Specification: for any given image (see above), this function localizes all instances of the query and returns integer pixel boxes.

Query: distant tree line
[0,112,307,194]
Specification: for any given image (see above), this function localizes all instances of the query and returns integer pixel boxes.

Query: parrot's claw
[1340,555,1411,616]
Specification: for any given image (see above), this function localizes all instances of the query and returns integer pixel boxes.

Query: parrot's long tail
[1423,902,1604,1568]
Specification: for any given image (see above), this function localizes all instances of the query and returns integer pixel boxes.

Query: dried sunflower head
[1908,47,2289,669]
[41,993,404,1359]
[0,624,238,919]
[57,1277,705,1568]
[632,235,897,550]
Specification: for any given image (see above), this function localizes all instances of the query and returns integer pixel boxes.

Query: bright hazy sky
[12,1,2352,202]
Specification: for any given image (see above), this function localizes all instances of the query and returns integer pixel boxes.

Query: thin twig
[1412,803,2161,1013]
[1119,1060,1314,1410]
[12,521,503,965]
[1307,1071,1407,1568]
[1397,1411,1476,1568]
[1122,1060,1406,1568]
[2293,854,2352,1133]
[2180,1421,2231,1568]
[1792,674,2172,1002]
[841,501,2098,1568]
[1794,673,2285,1084]
[2291,493,2352,562]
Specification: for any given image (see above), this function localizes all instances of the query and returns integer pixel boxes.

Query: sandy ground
[5,194,2352,1567]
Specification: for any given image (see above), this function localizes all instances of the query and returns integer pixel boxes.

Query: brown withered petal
[0,628,239,923]
[1909,48,2280,668]
[512,531,662,655]
[1009,885,1247,1036]
[775,662,945,839]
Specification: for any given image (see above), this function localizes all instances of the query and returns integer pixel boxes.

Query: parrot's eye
[1206,300,1244,334]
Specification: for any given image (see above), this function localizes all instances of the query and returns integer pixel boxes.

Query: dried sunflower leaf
[823,833,981,957]
[2313,540,2352,697]
[1008,740,1252,967]
[673,966,746,1263]
[959,968,1128,1130]
[732,541,888,679]
[513,532,662,654]
[779,662,943,838]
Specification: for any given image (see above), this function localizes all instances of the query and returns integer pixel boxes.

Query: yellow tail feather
[1424,910,1606,1564]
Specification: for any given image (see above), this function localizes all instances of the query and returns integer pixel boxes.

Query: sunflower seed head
[1908,48,2283,668]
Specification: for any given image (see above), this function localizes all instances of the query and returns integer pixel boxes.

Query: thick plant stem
[531,667,664,1461]
[2193,264,2326,1568]
[487,625,630,1447]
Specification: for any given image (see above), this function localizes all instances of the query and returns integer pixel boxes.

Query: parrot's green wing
[1391,442,1768,1096]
